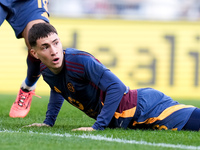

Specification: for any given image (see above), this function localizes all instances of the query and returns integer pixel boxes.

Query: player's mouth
[52,57,60,64]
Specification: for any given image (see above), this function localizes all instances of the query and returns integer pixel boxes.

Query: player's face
[31,33,64,74]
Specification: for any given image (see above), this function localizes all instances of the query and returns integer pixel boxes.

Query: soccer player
[26,23,200,131]
[0,0,49,118]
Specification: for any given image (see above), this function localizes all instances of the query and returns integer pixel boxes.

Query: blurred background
[0,0,200,99]
[48,0,200,21]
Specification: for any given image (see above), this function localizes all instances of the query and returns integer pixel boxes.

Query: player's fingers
[72,127,94,131]
[71,128,77,131]
[22,124,33,128]
[71,127,80,131]
[22,123,49,128]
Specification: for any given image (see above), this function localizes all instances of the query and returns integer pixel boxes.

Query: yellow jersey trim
[114,107,137,119]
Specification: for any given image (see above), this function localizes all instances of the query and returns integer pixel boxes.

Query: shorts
[131,88,196,130]
[182,108,200,131]
[0,0,49,38]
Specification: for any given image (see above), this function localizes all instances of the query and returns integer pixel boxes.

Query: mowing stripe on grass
[1,130,200,150]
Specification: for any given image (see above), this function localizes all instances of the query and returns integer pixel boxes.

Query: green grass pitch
[0,94,200,150]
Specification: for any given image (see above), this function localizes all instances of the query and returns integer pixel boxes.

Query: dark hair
[28,23,58,47]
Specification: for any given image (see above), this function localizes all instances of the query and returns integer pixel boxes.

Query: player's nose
[50,46,58,56]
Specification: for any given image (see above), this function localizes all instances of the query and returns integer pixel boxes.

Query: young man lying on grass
[25,23,200,131]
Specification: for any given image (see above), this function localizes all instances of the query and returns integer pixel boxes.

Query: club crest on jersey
[67,82,75,92]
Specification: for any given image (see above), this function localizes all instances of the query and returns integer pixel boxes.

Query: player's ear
[30,48,39,59]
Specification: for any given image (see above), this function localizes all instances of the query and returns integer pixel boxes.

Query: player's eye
[54,41,59,45]
[41,45,48,50]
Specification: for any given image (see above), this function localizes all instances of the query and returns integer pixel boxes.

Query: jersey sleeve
[82,55,127,130]
[43,89,64,126]
[92,70,126,130]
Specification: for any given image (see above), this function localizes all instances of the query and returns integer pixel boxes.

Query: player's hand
[22,123,50,128]
[72,127,95,131]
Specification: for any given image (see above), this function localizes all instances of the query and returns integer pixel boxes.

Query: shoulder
[64,48,101,65]
[64,48,94,58]
[64,48,108,78]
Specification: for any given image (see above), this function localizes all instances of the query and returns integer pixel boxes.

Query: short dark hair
[28,23,58,47]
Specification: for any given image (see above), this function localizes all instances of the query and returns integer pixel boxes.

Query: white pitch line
[1,130,200,150]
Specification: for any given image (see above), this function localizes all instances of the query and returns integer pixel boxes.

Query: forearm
[43,90,64,126]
